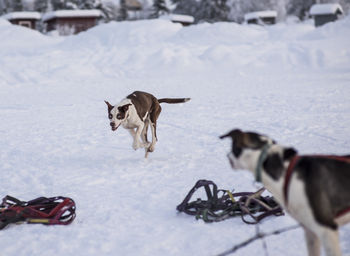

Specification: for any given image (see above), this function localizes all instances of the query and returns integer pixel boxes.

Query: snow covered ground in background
[0,16,349,256]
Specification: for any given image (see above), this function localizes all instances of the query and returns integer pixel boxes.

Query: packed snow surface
[0,16,350,256]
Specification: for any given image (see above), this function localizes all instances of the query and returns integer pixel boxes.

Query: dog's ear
[220,129,270,149]
[121,103,132,112]
[220,129,258,150]
[105,100,113,111]
[263,153,284,180]
[219,129,243,141]
[283,147,297,161]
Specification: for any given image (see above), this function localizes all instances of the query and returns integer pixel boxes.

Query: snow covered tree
[14,0,23,11]
[79,0,96,9]
[7,0,24,11]
[34,0,49,12]
[51,0,64,10]
[286,0,315,19]
[49,0,79,10]
[64,0,79,9]
[199,0,230,22]
[173,0,230,22]
[228,0,286,23]
[172,0,199,18]
[118,0,128,20]
[151,0,169,18]
[94,0,124,22]
[0,0,8,14]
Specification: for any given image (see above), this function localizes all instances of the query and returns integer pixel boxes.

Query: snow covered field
[0,16,349,256]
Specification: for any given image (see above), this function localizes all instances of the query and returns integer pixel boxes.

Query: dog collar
[255,144,270,182]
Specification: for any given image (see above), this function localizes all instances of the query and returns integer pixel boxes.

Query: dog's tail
[158,98,191,104]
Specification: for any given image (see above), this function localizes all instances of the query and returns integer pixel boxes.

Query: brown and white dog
[105,91,190,157]
[220,129,350,256]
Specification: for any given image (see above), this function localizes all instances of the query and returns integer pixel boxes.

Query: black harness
[177,179,283,224]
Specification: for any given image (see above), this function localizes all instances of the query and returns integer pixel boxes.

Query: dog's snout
[110,122,115,127]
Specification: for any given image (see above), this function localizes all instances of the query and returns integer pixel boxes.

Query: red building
[244,11,277,25]
[2,11,41,29]
[42,10,101,36]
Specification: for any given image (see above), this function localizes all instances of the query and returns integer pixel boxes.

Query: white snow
[1,11,41,20]
[42,9,101,22]
[244,10,277,21]
[310,3,344,16]
[0,15,350,256]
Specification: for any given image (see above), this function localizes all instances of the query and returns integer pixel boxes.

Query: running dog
[105,91,190,157]
[220,129,350,256]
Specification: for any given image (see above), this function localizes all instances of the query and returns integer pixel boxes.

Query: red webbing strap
[25,198,76,225]
[283,155,350,207]
[0,196,76,229]
[336,208,350,218]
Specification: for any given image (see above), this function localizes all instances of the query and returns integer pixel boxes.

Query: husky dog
[220,129,350,256]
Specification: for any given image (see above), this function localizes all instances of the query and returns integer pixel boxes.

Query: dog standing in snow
[105,91,190,158]
[220,129,350,256]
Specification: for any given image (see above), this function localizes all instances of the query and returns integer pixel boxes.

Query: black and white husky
[220,129,350,256]
[105,91,190,157]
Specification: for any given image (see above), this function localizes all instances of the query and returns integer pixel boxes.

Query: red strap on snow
[24,197,76,225]
[0,196,76,229]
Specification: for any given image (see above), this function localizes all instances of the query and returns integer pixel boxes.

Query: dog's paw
[132,142,140,150]
[148,145,155,152]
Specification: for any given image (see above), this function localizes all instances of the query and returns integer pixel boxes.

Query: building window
[18,21,32,28]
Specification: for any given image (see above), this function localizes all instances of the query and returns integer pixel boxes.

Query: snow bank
[0,18,11,26]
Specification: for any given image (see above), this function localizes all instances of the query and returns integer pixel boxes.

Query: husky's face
[105,101,131,131]
[220,129,275,171]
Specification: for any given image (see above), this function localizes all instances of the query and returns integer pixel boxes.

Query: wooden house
[42,10,101,36]
[310,3,343,27]
[160,14,195,26]
[1,11,41,29]
[124,0,143,20]
[125,0,142,11]
[244,11,277,25]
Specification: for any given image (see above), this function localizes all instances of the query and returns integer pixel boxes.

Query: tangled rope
[177,179,283,224]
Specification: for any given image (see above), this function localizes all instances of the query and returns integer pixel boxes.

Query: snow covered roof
[310,4,343,15]
[161,14,195,23]
[42,10,101,22]
[244,11,277,21]
[1,11,41,20]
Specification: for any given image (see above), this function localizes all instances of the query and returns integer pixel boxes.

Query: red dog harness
[283,155,350,217]
[0,195,76,230]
